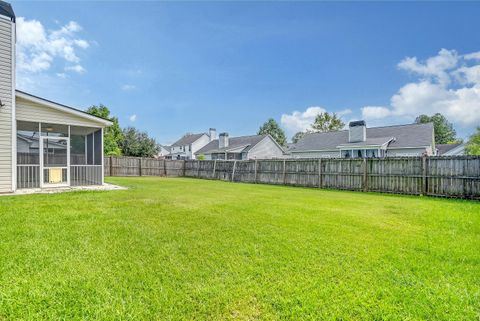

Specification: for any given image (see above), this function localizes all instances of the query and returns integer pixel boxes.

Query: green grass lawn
[0,177,479,320]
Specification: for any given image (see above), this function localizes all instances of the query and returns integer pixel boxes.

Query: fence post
[196,160,200,178]
[283,159,286,184]
[163,159,167,177]
[318,158,322,188]
[139,158,142,176]
[232,160,237,182]
[254,160,258,183]
[363,158,368,192]
[213,159,217,179]
[422,155,427,195]
[183,160,186,177]
[110,156,113,177]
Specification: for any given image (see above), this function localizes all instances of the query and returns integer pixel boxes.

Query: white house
[195,133,285,160]
[170,128,216,160]
[288,121,436,158]
[0,2,112,193]
[157,145,171,159]
[436,143,465,156]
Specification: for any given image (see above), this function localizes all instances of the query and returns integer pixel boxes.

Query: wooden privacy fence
[105,156,480,199]
[105,156,185,177]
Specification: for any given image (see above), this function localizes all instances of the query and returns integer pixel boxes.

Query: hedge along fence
[105,156,480,199]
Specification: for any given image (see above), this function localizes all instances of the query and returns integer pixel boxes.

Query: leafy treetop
[87,104,123,156]
[310,112,345,133]
[465,127,480,155]
[258,118,287,147]
[415,113,457,145]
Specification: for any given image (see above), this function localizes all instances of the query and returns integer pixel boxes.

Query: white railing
[17,165,40,189]
[70,165,103,186]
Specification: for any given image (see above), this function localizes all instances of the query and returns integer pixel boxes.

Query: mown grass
[0,177,478,320]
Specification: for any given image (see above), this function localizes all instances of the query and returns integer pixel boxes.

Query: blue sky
[12,1,480,144]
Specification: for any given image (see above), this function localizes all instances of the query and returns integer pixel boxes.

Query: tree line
[87,104,160,158]
[257,112,480,155]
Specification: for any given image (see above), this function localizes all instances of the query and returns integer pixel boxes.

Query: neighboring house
[0,2,112,193]
[157,145,171,159]
[170,128,216,160]
[436,143,465,156]
[195,133,285,160]
[288,121,435,158]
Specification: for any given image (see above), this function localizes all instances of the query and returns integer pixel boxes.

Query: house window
[366,149,378,158]
[341,150,351,158]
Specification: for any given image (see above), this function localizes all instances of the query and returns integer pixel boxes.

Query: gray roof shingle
[290,123,434,152]
[196,134,268,154]
[436,143,461,155]
[171,133,207,147]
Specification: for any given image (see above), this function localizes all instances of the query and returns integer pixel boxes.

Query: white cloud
[398,48,458,85]
[129,114,137,122]
[65,64,86,74]
[281,106,326,134]
[281,107,353,134]
[16,17,90,79]
[361,106,392,119]
[121,84,136,91]
[464,51,480,60]
[362,49,480,126]
[74,39,89,49]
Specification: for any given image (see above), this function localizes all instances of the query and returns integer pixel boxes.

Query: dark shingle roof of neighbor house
[171,133,206,147]
[289,123,434,152]
[0,1,15,22]
[436,143,461,155]
[196,134,268,154]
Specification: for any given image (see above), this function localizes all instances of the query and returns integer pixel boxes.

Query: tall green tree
[258,118,287,146]
[87,104,123,156]
[415,113,457,145]
[292,131,306,144]
[311,112,345,132]
[120,127,160,158]
[465,127,480,155]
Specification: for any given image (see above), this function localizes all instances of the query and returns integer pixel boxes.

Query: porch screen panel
[87,133,94,165]
[94,129,102,165]
[70,126,102,186]
[70,135,86,165]
[16,121,40,188]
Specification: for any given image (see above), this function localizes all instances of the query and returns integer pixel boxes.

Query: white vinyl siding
[247,136,284,159]
[385,148,429,157]
[0,17,13,192]
[16,97,105,128]
[290,150,341,158]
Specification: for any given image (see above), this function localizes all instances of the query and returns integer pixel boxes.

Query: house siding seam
[0,17,12,192]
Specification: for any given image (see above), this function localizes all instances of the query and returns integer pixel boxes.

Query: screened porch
[16,121,104,189]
